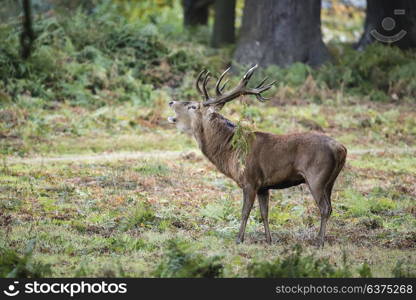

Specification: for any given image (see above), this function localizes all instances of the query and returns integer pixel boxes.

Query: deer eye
[188,105,197,110]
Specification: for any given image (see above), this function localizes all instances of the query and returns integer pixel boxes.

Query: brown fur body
[169,102,347,247]
[168,66,347,247]
[193,111,346,192]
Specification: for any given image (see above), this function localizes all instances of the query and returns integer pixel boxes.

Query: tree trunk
[211,0,236,47]
[357,0,416,50]
[21,0,35,59]
[234,0,330,68]
[182,0,213,27]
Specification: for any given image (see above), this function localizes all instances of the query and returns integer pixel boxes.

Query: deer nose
[169,101,175,107]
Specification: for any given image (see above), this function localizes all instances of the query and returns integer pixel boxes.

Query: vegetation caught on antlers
[230,120,256,170]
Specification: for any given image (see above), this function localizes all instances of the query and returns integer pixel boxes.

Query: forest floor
[1,100,416,277]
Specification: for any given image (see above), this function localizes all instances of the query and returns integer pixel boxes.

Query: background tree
[357,0,416,50]
[21,0,35,59]
[211,0,236,48]
[182,0,213,27]
[234,0,330,67]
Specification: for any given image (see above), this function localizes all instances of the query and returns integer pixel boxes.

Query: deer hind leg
[257,189,272,244]
[317,162,344,246]
[306,147,345,248]
[310,185,331,248]
[306,173,332,248]
[236,185,256,244]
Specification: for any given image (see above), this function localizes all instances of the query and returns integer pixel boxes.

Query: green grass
[0,240,52,278]
[1,130,415,277]
[350,153,416,173]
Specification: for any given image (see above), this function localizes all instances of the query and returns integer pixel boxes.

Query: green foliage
[392,260,416,278]
[368,197,396,214]
[268,63,312,87]
[111,0,178,23]
[200,199,238,223]
[153,240,224,278]
[317,44,416,100]
[358,261,373,278]
[231,120,255,168]
[106,235,147,253]
[258,43,416,102]
[119,201,157,231]
[340,188,397,217]
[135,162,170,176]
[0,5,202,107]
[0,240,52,278]
[248,245,352,278]
[359,216,383,230]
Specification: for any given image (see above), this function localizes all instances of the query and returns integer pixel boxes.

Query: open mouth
[168,116,177,124]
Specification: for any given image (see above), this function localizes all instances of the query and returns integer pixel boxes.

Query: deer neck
[192,114,242,183]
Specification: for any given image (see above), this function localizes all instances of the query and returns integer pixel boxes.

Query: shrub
[357,262,373,278]
[153,240,223,278]
[392,260,416,278]
[259,43,416,102]
[119,202,157,231]
[0,5,203,107]
[0,240,51,278]
[341,189,370,217]
[316,44,416,100]
[368,197,396,214]
[359,216,383,230]
[247,245,352,278]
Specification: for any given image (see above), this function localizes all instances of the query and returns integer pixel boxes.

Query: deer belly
[262,172,306,190]
[265,179,305,190]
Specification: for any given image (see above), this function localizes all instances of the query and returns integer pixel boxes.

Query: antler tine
[256,93,271,102]
[256,77,269,89]
[202,71,211,101]
[242,64,258,83]
[215,67,231,96]
[257,80,277,93]
[254,79,277,101]
[219,80,229,93]
[195,70,207,96]
[202,64,276,107]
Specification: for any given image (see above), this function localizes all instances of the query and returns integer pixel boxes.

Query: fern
[231,120,255,169]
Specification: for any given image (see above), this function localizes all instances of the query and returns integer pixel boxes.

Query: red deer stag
[168,65,347,247]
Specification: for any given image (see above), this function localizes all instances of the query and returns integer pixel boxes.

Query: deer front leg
[257,189,272,244]
[236,186,256,244]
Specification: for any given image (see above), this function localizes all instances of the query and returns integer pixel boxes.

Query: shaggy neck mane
[193,113,241,181]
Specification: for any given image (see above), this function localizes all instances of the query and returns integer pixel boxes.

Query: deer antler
[195,65,276,107]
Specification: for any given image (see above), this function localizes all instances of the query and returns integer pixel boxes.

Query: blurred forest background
[0,0,415,278]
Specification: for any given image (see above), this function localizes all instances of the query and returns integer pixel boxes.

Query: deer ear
[207,106,216,114]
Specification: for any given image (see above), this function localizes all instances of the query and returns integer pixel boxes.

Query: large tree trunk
[234,0,330,68]
[357,0,416,50]
[21,0,35,59]
[182,0,213,27]
[211,0,236,47]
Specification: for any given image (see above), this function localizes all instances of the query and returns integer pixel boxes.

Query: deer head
[168,65,276,136]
